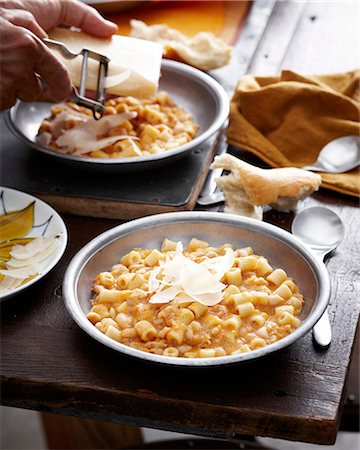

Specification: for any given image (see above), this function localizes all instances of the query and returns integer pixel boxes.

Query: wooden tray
[0,118,221,220]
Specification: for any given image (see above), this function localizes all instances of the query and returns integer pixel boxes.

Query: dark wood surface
[1,0,359,446]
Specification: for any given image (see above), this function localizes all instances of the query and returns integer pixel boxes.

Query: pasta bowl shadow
[63,212,331,367]
[5,60,229,173]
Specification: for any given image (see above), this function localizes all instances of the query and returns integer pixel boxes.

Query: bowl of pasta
[63,212,330,366]
[5,60,229,172]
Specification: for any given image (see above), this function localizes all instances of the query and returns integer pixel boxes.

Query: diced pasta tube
[122,327,137,338]
[188,302,208,318]
[96,288,132,304]
[135,320,158,341]
[268,294,284,306]
[215,347,227,357]
[177,308,195,325]
[166,323,187,346]
[222,284,240,300]
[115,312,133,329]
[288,296,303,309]
[163,347,179,357]
[249,313,267,328]
[224,268,242,286]
[273,284,293,300]
[187,238,209,251]
[161,238,177,252]
[238,256,257,271]
[128,273,146,290]
[121,250,142,266]
[116,273,135,290]
[203,314,222,329]
[252,292,269,306]
[231,292,254,305]
[267,269,287,286]
[101,318,118,333]
[95,272,115,289]
[87,312,102,324]
[198,348,216,358]
[276,311,300,327]
[256,326,269,339]
[185,321,203,345]
[223,316,242,331]
[249,337,267,349]
[236,302,255,318]
[144,249,162,267]
[232,344,251,354]
[283,279,297,292]
[105,325,122,342]
[236,247,254,257]
[255,259,273,277]
[275,305,295,316]
[91,304,110,317]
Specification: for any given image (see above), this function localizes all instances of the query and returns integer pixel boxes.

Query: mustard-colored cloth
[227,70,360,197]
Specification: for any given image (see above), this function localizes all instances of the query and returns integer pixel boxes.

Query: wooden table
[1,1,359,446]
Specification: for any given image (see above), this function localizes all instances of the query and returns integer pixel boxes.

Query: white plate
[0,187,68,301]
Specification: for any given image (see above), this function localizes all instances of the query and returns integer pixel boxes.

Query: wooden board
[0,119,221,220]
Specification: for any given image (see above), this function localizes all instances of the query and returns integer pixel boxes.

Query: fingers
[59,0,118,37]
[0,8,48,38]
[32,34,73,101]
[15,73,44,102]
[0,18,73,110]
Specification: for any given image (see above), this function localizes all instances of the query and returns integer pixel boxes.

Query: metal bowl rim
[63,211,331,367]
[5,60,229,167]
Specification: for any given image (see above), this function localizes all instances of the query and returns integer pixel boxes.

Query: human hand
[0,0,117,110]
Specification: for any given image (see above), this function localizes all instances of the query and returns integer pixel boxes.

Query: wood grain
[1,1,359,446]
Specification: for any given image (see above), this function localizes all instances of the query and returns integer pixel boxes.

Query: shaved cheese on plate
[10,235,58,260]
[148,241,234,306]
[0,265,39,279]
[49,28,163,98]
[55,111,137,154]
[0,235,60,293]
[7,239,59,268]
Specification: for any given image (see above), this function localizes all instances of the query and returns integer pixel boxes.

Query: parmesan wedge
[48,28,163,98]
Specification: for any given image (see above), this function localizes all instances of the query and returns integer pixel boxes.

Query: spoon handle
[313,309,331,347]
[310,249,332,347]
[301,164,323,172]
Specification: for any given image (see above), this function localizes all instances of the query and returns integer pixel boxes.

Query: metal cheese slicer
[43,38,109,119]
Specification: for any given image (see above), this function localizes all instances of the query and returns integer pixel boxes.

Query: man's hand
[0,0,117,110]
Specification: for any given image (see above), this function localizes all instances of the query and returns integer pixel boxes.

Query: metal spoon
[302,135,360,173]
[291,207,345,347]
[197,135,360,206]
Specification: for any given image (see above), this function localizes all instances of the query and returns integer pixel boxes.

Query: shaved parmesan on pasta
[149,241,235,306]
[54,111,137,154]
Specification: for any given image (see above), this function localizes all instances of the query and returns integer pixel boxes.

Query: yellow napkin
[227,70,360,197]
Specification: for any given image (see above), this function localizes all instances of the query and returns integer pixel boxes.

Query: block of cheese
[48,28,163,98]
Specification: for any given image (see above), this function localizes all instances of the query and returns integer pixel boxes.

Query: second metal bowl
[63,211,331,367]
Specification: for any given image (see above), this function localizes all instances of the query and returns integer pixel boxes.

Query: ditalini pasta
[87,239,304,358]
[37,92,198,158]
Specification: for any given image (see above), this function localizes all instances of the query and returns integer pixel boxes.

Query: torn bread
[211,154,322,219]
[130,20,231,71]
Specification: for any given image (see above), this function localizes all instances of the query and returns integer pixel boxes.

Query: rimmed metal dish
[63,212,331,367]
[5,60,229,173]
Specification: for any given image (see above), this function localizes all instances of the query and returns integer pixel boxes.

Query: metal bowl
[5,60,229,173]
[63,212,331,367]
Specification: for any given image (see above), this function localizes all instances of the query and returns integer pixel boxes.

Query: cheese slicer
[43,38,109,119]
